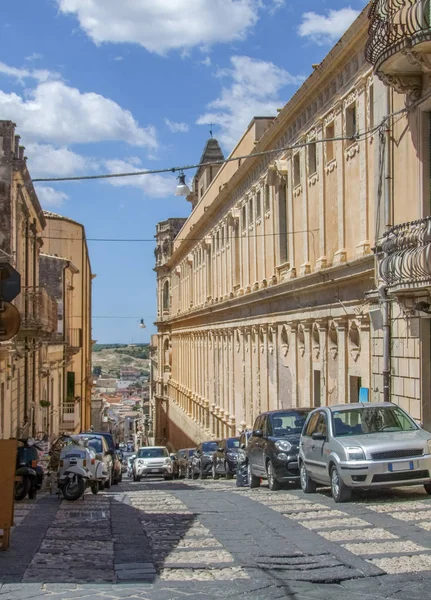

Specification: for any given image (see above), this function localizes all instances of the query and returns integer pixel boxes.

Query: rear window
[202,442,218,452]
[88,439,103,453]
[227,438,240,449]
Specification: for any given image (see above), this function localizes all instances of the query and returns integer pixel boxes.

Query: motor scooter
[57,436,107,501]
[15,438,44,501]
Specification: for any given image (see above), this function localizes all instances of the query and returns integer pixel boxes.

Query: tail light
[91,458,95,465]
[31,460,37,468]
[83,459,87,467]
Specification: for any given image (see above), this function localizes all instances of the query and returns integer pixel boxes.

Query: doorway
[350,376,362,403]
[313,370,321,407]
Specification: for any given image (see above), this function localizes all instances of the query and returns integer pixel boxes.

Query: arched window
[163,280,170,311]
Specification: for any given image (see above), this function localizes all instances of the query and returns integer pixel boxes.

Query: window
[346,102,357,140]
[227,438,240,449]
[325,122,335,162]
[304,412,320,437]
[202,441,218,452]
[332,406,418,437]
[315,412,327,436]
[256,190,262,219]
[308,141,317,175]
[249,197,254,225]
[270,411,310,435]
[253,415,263,432]
[162,280,170,311]
[293,153,301,187]
[242,205,246,231]
[262,416,271,436]
[138,447,169,458]
[264,185,271,212]
[66,371,75,401]
[200,185,204,199]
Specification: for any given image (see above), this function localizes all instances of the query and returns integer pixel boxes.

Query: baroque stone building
[154,3,431,449]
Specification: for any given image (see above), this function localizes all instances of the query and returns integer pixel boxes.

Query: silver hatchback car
[299,402,431,502]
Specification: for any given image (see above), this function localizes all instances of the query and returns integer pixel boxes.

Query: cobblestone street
[3,477,431,599]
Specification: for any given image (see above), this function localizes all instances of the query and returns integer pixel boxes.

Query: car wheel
[248,463,260,488]
[330,465,352,503]
[225,461,234,480]
[300,461,317,494]
[267,460,282,491]
[212,463,220,480]
[425,483,431,495]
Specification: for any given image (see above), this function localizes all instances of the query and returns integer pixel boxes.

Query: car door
[254,416,268,475]
[301,411,320,478]
[260,415,272,472]
[248,416,263,475]
[308,411,330,484]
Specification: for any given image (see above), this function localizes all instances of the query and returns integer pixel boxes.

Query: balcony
[66,328,82,356]
[16,288,58,337]
[378,216,431,292]
[59,402,80,432]
[366,0,431,100]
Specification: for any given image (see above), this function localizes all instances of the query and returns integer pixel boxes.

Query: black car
[190,441,219,479]
[236,430,253,487]
[174,448,194,478]
[212,437,240,479]
[247,409,311,491]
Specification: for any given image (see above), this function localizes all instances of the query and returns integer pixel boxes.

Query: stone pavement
[2,477,431,599]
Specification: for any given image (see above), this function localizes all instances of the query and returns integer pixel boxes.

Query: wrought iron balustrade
[366,0,431,70]
[60,402,78,431]
[379,216,431,289]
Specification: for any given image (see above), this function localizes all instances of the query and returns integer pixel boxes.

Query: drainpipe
[379,283,391,403]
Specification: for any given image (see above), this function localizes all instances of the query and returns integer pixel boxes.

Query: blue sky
[1,0,367,343]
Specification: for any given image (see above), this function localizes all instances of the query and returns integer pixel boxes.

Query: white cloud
[298,8,360,45]
[200,56,212,67]
[57,0,261,54]
[25,143,95,178]
[197,55,304,148]
[103,158,175,198]
[164,118,189,133]
[0,60,60,83]
[35,186,69,207]
[0,80,157,148]
[25,52,43,61]
[269,0,284,14]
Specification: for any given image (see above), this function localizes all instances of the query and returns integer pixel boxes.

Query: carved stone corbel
[377,72,422,105]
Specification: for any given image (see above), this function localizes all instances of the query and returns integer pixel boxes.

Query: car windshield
[270,411,310,435]
[332,406,418,437]
[87,438,103,453]
[202,442,218,452]
[137,448,168,458]
[227,438,240,449]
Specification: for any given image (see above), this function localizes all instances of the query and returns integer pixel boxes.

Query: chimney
[19,145,25,161]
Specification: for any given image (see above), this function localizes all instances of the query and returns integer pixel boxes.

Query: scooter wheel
[62,477,86,501]
[15,477,31,502]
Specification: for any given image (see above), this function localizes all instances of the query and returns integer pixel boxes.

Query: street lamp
[139,319,146,329]
[175,171,191,197]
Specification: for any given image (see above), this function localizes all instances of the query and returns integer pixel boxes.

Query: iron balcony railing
[366,0,431,69]
[379,216,431,289]
[60,402,78,431]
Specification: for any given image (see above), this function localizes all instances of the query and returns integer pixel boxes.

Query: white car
[133,446,173,481]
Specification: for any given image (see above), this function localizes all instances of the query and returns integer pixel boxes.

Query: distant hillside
[92,344,150,377]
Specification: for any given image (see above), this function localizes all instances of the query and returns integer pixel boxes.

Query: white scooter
[58,436,107,501]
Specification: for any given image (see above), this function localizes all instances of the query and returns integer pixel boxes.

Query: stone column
[260,325,269,413]
[316,121,327,268]
[335,318,348,405]
[334,102,346,265]
[317,320,328,406]
[289,322,298,407]
[356,77,370,257]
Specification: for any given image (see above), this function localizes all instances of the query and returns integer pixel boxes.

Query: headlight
[427,440,431,455]
[275,440,292,452]
[346,447,365,461]
[277,453,288,461]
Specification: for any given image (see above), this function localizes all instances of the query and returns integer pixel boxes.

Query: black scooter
[15,438,44,501]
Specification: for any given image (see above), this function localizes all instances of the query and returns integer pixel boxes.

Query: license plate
[150,469,159,473]
[388,461,414,472]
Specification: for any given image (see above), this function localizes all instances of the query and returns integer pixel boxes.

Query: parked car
[299,402,431,503]
[190,441,220,479]
[247,409,311,491]
[132,446,173,481]
[112,451,123,484]
[212,437,240,479]
[81,431,116,453]
[173,449,194,478]
[236,430,253,487]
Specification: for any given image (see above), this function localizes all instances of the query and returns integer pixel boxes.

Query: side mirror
[170,454,176,460]
[253,429,263,438]
[312,432,326,441]
[240,443,246,450]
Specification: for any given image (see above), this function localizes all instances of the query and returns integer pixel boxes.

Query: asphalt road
[2,476,431,599]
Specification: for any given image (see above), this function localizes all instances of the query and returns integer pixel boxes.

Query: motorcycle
[54,435,107,501]
[15,438,44,502]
